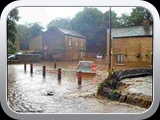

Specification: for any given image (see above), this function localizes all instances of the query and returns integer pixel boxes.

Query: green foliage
[47,18,72,30]
[7,8,20,53]
[97,82,104,94]
[118,7,152,27]
[16,22,44,50]
[7,8,20,44]
[145,54,150,58]
[7,40,16,54]
[118,13,130,27]
[71,7,106,53]
[103,10,121,28]
[27,22,44,39]
[16,24,29,50]
[113,89,119,94]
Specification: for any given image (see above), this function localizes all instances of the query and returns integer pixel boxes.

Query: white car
[76,61,96,74]
[96,54,103,59]
[16,51,23,55]
[7,54,16,59]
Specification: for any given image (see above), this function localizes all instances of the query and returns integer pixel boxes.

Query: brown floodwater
[7,59,148,113]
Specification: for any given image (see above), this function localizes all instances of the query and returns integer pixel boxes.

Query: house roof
[58,28,86,39]
[110,25,152,38]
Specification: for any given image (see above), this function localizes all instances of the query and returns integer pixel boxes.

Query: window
[81,52,85,59]
[81,62,92,67]
[75,41,78,47]
[69,38,72,47]
[43,45,48,50]
[116,54,124,64]
[74,51,78,59]
[81,40,83,47]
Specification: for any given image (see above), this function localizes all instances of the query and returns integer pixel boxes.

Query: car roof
[79,61,94,63]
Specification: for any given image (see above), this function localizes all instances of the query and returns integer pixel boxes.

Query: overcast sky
[17,7,135,29]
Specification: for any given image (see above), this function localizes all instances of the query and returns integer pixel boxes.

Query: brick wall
[16,54,42,63]
[111,37,152,70]
[65,35,86,61]
[42,29,65,61]
[29,35,42,51]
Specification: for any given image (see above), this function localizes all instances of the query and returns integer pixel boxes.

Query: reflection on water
[92,77,95,85]
[58,80,61,85]
[30,73,33,77]
[42,76,46,83]
[77,85,82,90]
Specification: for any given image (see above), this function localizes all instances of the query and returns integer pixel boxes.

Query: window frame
[75,40,78,47]
[116,54,124,64]
[81,40,83,47]
[69,38,72,47]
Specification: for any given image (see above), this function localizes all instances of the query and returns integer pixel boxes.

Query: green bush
[113,89,119,94]
[97,82,104,94]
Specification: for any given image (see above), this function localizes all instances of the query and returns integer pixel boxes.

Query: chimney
[143,17,150,34]
[143,17,150,27]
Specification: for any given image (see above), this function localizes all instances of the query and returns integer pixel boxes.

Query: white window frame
[116,54,124,64]
[75,40,78,47]
[69,38,72,47]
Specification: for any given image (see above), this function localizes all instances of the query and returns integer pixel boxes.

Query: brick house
[29,34,42,52]
[29,27,86,61]
[107,25,153,71]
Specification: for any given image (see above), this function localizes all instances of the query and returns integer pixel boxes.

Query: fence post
[24,60,26,71]
[30,64,33,74]
[78,71,82,85]
[43,66,46,77]
[54,60,56,69]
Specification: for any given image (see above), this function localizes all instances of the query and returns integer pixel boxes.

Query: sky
[17,7,135,29]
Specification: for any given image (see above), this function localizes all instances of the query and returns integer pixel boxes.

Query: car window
[80,62,92,67]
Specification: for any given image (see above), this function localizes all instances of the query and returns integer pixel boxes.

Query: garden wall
[16,54,42,63]
[97,68,153,109]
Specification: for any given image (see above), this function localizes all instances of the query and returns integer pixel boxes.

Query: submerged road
[7,60,147,113]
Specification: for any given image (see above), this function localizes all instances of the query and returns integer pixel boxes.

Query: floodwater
[121,76,152,96]
[7,59,148,113]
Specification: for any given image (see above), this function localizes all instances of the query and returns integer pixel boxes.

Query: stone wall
[106,36,153,71]
[97,68,153,109]
[65,35,86,61]
[112,37,152,69]
[29,34,42,51]
[16,54,42,63]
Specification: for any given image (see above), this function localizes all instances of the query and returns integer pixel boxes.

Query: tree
[70,8,121,54]
[16,24,30,50]
[16,22,44,50]
[7,8,20,53]
[47,18,72,30]
[103,10,121,28]
[118,7,153,27]
[71,7,106,53]
[118,13,130,27]
[27,22,44,39]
